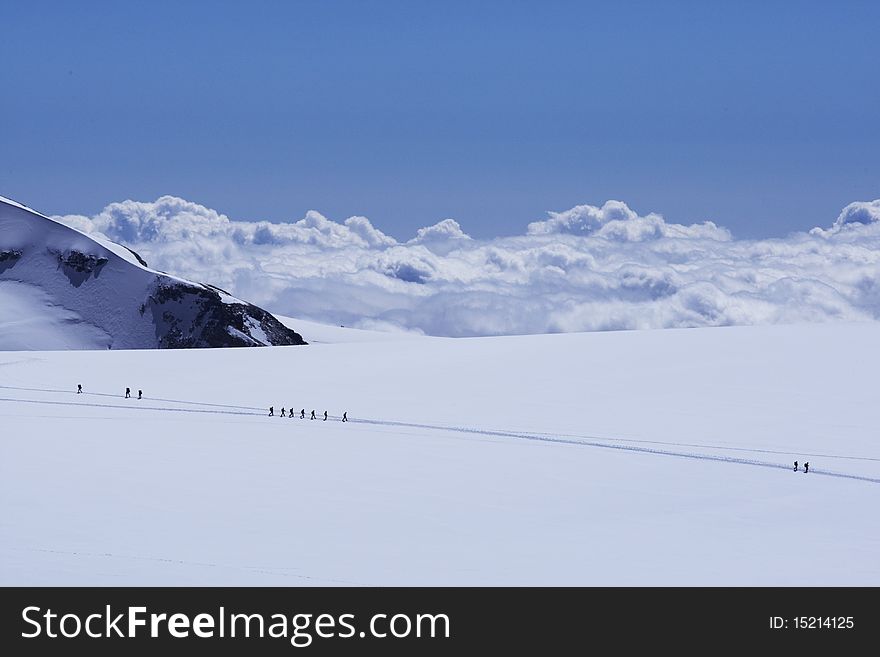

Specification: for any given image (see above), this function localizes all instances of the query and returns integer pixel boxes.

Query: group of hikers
[76,383,348,422]
[269,406,348,422]
[77,384,143,399]
[72,385,818,470]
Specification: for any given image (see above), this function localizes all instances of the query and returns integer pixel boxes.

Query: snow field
[1,322,878,584]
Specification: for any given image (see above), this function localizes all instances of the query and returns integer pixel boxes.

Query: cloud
[64,197,397,250]
[407,218,472,256]
[526,200,731,242]
[810,200,880,237]
[55,196,880,337]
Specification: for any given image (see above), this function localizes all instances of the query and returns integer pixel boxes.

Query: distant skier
[804,462,809,473]
[310,410,316,420]
[323,410,328,421]
[77,384,82,394]
[793,461,798,472]
[281,408,286,417]
[269,406,274,417]
[342,412,347,422]
[125,387,131,399]
[289,406,295,419]
[138,390,142,400]
[300,409,305,419]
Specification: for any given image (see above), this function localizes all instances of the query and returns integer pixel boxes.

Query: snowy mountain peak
[0,195,306,350]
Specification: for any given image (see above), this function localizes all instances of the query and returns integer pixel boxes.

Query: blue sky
[1,0,878,239]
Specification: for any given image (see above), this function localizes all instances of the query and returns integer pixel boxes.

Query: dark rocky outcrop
[0,249,22,274]
[51,249,110,287]
[56,249,109,273]
[123,245,149,268]
[144,281,307,349]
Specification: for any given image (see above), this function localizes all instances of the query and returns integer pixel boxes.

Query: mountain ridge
[0,195,306,350]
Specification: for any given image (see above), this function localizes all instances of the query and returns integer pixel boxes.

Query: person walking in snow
[138,390,142,400]
[289,406,295,418]
[342,412,347,422]
[125,387,131,399]
[281,407,286,417]
[300,408,305,419]
[310,410,316,420]
[323,410,328,421]
[269,406,274,417]
[793,461,798,472]
[77,384,82,394]
[804,462,809,473]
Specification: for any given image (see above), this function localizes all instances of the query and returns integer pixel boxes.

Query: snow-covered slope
[1,322,878,585]
[0,195,305,350]
[276,314,425,344]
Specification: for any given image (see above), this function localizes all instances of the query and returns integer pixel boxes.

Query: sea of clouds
[56,197,880,337]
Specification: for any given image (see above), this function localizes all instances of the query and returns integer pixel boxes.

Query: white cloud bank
[55,197,880,337]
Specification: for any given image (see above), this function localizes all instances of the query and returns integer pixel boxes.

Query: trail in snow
[0,384,263,412]
[350,418,880,485]
[1,386,878,485]
[530,431,880,463]
[0,357,43,369]
[5,547,363,585]
[0,396,263,417]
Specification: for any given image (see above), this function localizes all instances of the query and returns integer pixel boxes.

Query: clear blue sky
[1,0,878,238]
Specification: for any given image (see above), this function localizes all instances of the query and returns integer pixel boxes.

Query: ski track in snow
[1,385,879,485]
[0,396,261,417]
[531,431,880,463]
[0,357,43,369]
[0,384,262,411]
[5,547,364,586]
[350,418,880,485]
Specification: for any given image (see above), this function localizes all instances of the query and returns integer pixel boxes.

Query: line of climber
[78,384,144,400]
[268,406,347,422]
